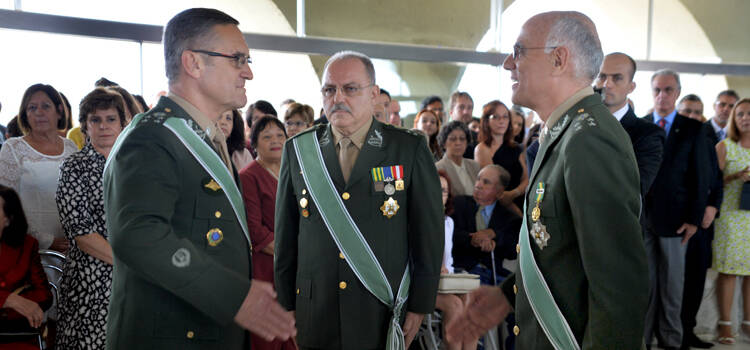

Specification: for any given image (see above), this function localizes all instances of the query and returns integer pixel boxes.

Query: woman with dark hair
[244,100,278,156]
[414,108,443,160]
[54,87,128,349]
[218,109,253,170]
[510,106,526,145]
[283,102,314,138]
[474,100,527,216]
[435,121,480,197]
[0,84,77,251]
[0,185,53,349]
[239,117,294,350]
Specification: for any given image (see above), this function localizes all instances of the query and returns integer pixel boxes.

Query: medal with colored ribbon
[531,182,545,222]
[371,165,405,195]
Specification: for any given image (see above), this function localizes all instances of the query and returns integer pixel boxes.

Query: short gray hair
[322,51,376,85]
[651,69,681,91]
[163,8,239,85]
[484,164,511,189]
[544,12,603,83]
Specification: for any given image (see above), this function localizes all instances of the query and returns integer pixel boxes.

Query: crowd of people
[0,7,748,350]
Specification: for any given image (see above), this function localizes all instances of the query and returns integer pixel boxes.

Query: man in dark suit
[596,52,665,199]
[643,70,710,350]
[275,51,443,350]
[676,94,723,349]
[447,11,648,349]
[451,164,521,281]
[103,8,295,349]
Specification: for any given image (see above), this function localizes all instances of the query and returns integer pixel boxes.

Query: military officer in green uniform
[103,8,294,349]
[274,51,443,350]
[447,11,649,349]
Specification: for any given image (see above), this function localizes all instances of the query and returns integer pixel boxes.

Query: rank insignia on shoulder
[206,228,224,247]
[204,178,222,192]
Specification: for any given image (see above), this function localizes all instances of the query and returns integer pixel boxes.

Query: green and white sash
[293,132,410,350]
[518,201,580,349]
[105,114,250,247]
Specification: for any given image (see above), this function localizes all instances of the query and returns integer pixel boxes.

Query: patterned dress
[713,138,750,275]
[55,144,112,349]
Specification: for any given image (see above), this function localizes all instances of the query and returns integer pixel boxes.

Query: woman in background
[0,185,53,349]
[713,98,750,345]
[239,117,295,350]
[283,102,314,138]
[218,109,253,171]
[414,109,443,160]
[0,84,77,251]
[55,87,128,349]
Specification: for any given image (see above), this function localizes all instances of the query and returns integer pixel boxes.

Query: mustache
[330,104,351,114]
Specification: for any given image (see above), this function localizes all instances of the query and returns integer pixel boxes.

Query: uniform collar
[545,86,594,130]
[167,92,218,138]
[331,117,373,149]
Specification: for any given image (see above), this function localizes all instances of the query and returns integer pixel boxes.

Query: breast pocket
[193,197,235,253]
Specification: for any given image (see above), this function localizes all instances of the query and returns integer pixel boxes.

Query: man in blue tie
[710,90,740,141]
[643,70,711,350]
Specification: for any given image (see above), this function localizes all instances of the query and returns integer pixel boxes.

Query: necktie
[475,206,487,230]
[718,129,726,141]
[339,137,356,182]
[658,118,667,130]
[208,125,233,173]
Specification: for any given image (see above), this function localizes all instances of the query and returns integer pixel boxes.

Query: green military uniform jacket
[275,119,443,349]
[500,93,649,349]
[104,97,251,349]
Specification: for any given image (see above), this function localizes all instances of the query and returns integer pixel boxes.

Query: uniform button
[516,244,520,253]
[339,281,347,290]
[186,330,195,339]
[164,108,172,113]
[296,288,300,295]
[513,284,518,294]
[513,325,520,336]
[342,192,350,200]
[339,252,345,260]
[302,189,307,195]
[214,211,221,218]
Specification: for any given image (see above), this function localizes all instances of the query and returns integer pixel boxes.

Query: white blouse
[0,137,78,249]
[444,216,455,273]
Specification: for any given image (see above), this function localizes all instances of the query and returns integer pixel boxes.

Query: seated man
[451,164,521,284]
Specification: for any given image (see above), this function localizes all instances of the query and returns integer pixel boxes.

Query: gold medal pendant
[530,221,550,249]
[531,206,541,222]
[206,228,224,247]
[380,197,400,218]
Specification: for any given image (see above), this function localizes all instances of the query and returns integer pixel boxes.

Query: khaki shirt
[331,117,374,163]
[540,86,595,144]
[167,93,233,173]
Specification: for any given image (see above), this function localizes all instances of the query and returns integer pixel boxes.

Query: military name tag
[380,197,400,218]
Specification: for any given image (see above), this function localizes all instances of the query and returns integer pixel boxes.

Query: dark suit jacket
[620,107,665,197]
[644,113,710,236]
[275,119,443,349]
[450,196,521,271]
[104,97,252,349]
[703,121,724,215]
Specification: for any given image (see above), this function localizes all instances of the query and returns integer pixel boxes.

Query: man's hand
[701,206,718,229]
[677,223,698,245]
[402,311,424,348]
[479,239,496,252]
[234,280,296,341]
[3,293,43,328]
[470,229,495,247]
[445,286,511,343]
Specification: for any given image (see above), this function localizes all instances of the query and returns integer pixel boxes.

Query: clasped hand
[470,229,496,252]
[234,279,296,341]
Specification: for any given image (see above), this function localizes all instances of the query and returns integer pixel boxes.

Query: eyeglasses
[511,44,558,60]
[321,84,374,98]
[188,49,252,68]
[285,121,307,128]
